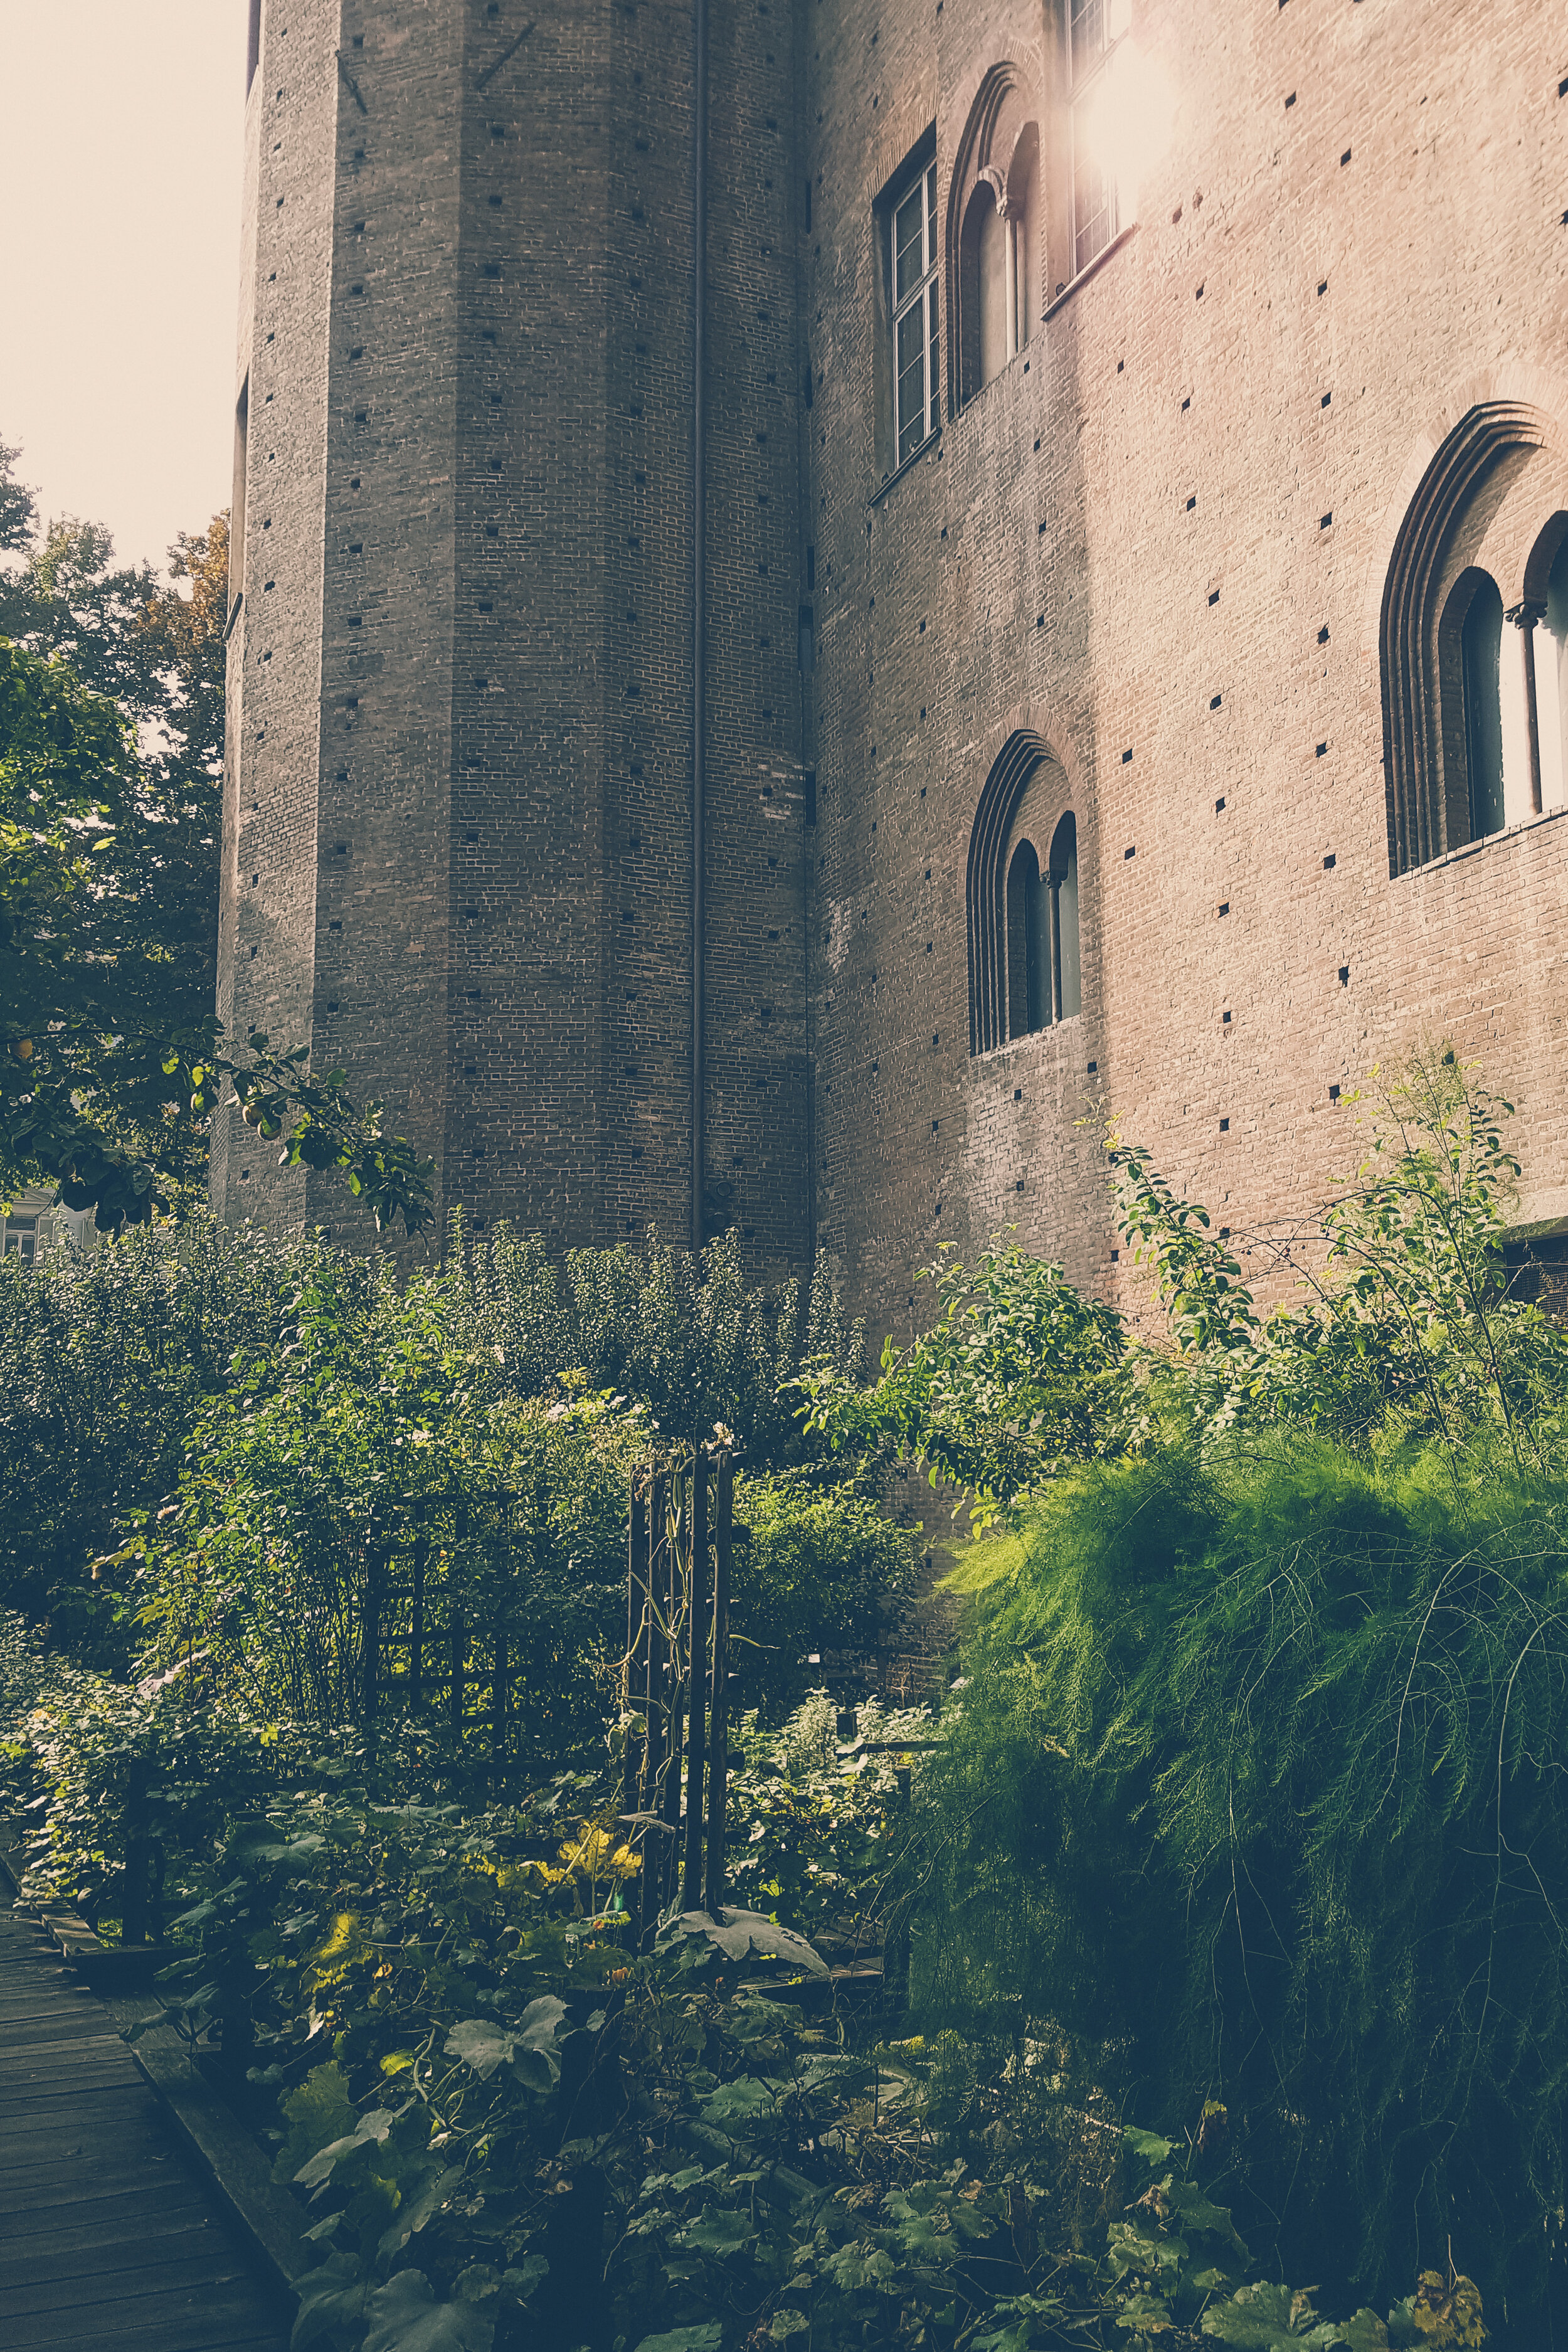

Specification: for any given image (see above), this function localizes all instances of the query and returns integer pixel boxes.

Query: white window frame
[1069,0,1133,280]
[889,161,940,469]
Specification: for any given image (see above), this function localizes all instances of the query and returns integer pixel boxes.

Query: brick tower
[220,0,1568,1335]
[215,0,814,1266]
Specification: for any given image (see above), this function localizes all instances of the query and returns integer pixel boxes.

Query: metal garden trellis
[620,1440,736,1946]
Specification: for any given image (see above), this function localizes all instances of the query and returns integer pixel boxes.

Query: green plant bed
[907,1440,1568,2337]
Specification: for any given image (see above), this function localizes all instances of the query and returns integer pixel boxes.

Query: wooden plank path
[0,1903,290,2352]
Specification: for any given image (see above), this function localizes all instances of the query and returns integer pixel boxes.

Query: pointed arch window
[1049,812,1082,1021]
[948,70,1038,415]
[1000,815,1081,1039]
[1006,841,1046,1036]
[1382,404,1568,872]
[968,733,1085,1052]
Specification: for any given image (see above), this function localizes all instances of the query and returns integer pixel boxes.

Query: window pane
[1462,576,1506,841]
[926,167,936,277]
[897,303,926,463]
[1542,534,1568,812]
[979,195,1009,386]
[1071,0,1104,80]
[1074,136,1111,277]
[928,282,940,437]
[894,186,926,303]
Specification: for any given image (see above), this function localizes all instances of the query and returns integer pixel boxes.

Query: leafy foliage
[802,1052,1568,1527]
[4,1046,1555,2344]
[1111,1052,1568,1463]
[0,435,432,1232]
[0,1214,867,1661]
[797,1240,1130,1532]
[0,1214,341,1631]
[906,1442,1566,2333]
[729,1475,916,1716]
[446,1216,864,1467]
[3,1682,1436,2352]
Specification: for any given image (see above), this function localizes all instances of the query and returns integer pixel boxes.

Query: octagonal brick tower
[214,0,815,1268]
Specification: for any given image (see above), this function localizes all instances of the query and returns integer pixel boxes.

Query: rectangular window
[890,161,940,467]
[2,1217,38,1265]
[1069,0,1131,277]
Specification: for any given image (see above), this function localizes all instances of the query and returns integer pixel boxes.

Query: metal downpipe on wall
[690,0,708,1254]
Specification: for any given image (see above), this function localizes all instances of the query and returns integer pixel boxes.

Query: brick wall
[805,0,1568,1349]
[213,0,337,1229]
[220,0,1568,1352]
[217,0,814,1271]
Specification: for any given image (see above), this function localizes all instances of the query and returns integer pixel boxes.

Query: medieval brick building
[216,0,1568,1336]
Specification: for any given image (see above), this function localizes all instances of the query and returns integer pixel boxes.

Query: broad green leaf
[1200,2282,1363,2349]
[1329,2319,1391,2352]
[500,2254,548,2305]
[273,2061,357,2186]
[1170,2178,1249,2257]
[378,2164,464,2260]
[1107,2222,1189,2280]
[1123,2127,1175,2164]
[294,2107,393,2190]
[361,2269,495,2352]
[701,2074,779,2126]
[826,2239,898,2293]
[289,2252,365,2352]
[509,1994,568,2090]
[681,2202,755,2255]
[631,2329,723,2352]
[1115,2292,1177,2337]
[444,2020,513,2081]
[452,2265,501,2301]
[660,1905,829,1978]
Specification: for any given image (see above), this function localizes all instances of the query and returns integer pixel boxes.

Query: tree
[0,435,37,558]
[1,437,430,1235]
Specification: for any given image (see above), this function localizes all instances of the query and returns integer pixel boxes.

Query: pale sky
[0,1,246,578]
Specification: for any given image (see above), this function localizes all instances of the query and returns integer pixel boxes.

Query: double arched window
[1446,534,1568,841]
[967,733,1083,1054]
[1381,401,1568,872]
[948,68,1039,413]
[1005,815,1081,1038]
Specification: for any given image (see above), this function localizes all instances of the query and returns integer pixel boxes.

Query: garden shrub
[908,1441,1568,2336]
[731,1470,917,1717]
[124,1258,641,1761]
[448,1215,864,1465]
[0,1214,343,1633]
[6,1681,1426,2352]
[0,1212,866,1653]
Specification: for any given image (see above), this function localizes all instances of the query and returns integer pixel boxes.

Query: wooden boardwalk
[0,1903,290,2352]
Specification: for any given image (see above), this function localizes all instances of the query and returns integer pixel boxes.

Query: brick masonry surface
[218,0,1568,1356]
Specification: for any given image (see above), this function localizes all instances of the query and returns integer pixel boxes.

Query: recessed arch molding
[967,728,1057,1054]
[1380,400,1553,875]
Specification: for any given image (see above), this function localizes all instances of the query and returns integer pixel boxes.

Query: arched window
[1049,812,1081,1020]
[968,732,1084,1052]
[1453,573,1506,842]
[948,70,1037,413]
[1543,528,1568,812]
[1006,840,1046,1036]
[1380,401,1568,872]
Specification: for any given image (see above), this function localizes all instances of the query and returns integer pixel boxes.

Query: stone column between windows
[1507,600,1547,816]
